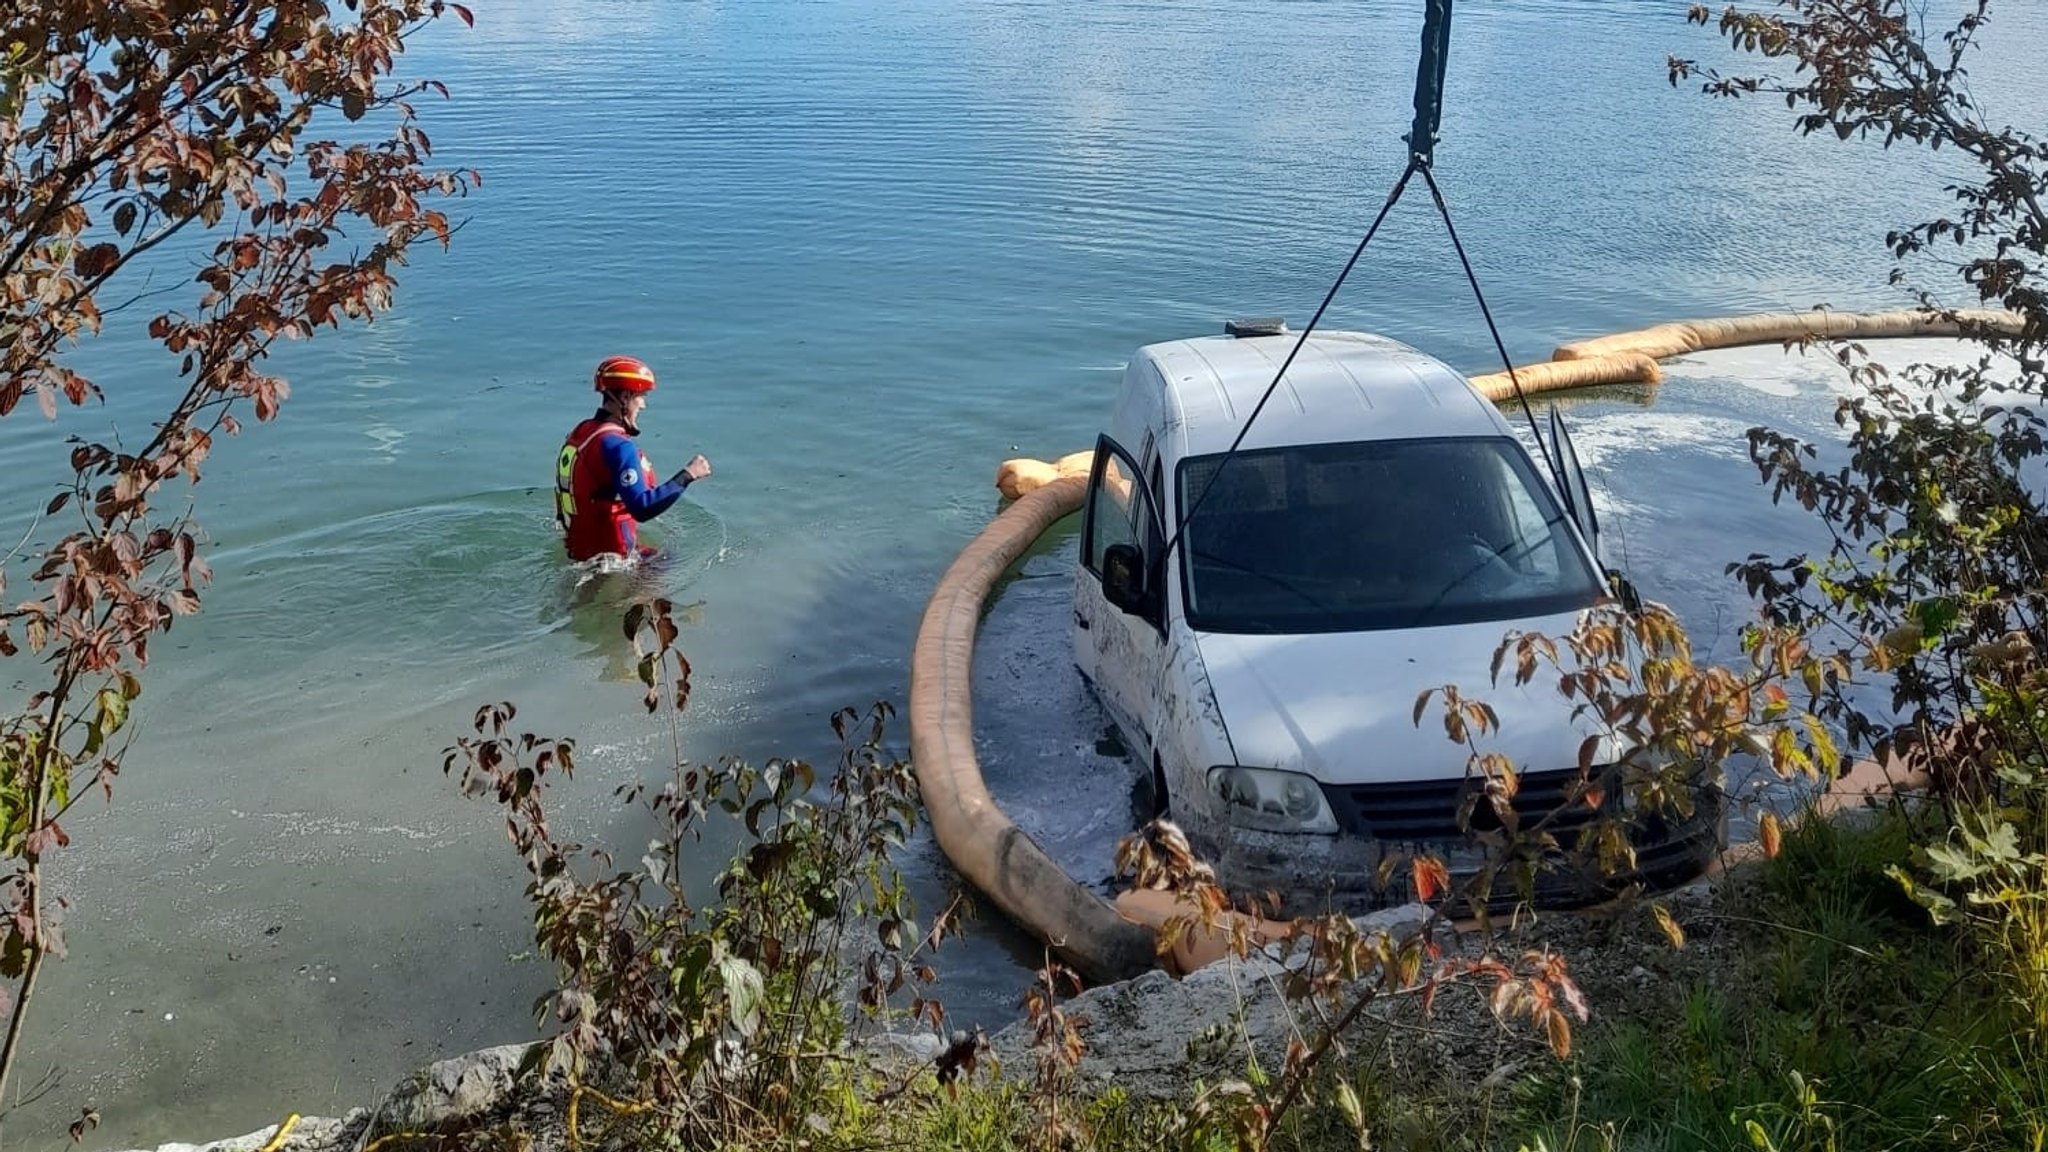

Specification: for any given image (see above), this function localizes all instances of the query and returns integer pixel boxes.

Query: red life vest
[555,418,655,561]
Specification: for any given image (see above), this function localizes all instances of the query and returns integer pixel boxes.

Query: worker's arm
[599,434,688,522]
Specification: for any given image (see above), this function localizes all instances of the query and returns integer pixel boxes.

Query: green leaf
[1963,819,2021,865]
[95,688,128,739]
[1799,715,1838,776]
[1885,864,1960,923]
[1335,1080,1365,1136]
[1911,596,1960,638]
[1921,842,1988,883]
[718,954,764,1038]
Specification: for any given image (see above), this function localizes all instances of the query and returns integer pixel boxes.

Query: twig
[0,509,42,570]
[1693,912,1882,960]
[1264,986,1384,1133]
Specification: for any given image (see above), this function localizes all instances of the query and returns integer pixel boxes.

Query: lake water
[4,0,2043,1144]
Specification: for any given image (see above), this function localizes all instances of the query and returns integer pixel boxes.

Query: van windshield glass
[1177,437,1604,634]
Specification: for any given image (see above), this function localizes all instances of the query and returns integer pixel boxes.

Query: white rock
[108,1111,366,1152]
[856,1030,947,1075]
[360,1043,542,1142]
[987,902,1438,1099]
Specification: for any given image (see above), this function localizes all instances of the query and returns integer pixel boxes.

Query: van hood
[1195,610,1597,787]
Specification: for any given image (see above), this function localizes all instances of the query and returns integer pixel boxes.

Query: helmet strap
[599,390,641,436]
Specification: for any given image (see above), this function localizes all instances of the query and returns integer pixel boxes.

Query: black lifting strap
[1166,0,1564,564]
[1402,0,1560,494]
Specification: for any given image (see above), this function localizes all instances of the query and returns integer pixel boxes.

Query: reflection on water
[8,0,2046,1145]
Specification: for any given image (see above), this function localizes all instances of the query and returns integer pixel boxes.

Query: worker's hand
[682,454,712,483]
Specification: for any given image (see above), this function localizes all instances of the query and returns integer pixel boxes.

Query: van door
[1075,434,1168,760]
[1546,407,1601,567]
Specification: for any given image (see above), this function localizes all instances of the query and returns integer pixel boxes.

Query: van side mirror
[1607,569,1643,615]
[1101,543,1152,618]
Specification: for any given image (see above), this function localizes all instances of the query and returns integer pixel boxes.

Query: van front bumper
[1200,772,1727,916]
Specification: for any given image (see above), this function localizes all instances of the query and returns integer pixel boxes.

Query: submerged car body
[1071,322,1722,909]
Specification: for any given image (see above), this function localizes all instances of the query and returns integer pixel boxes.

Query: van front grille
[1320,766,1612,844]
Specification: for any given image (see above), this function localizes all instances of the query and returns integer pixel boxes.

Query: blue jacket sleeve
[598,434,688,522]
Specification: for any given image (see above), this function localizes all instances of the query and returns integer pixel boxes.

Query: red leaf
[1411,855,1450,904]
[24,822,70,857]
[74,242,120,279]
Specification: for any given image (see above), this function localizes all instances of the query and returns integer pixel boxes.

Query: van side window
[1082,451,1141,576]
[1081,436,1163,590]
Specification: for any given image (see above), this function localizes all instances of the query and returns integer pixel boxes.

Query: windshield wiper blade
[1189,547,1335,614]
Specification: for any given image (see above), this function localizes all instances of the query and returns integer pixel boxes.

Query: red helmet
[593,355,657,394]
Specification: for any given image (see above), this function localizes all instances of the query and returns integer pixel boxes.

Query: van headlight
[1207,766,1340,835]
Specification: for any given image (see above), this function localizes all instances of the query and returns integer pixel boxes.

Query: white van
[1072,320,1721,907]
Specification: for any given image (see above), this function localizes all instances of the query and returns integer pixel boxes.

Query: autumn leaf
[1759,809,1784,860]
[1411,855,1450,904]
[1651,903,1686,950]
[1545,1010,1573,1059]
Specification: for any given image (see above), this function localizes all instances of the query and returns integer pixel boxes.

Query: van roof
[1140,330,1512,457]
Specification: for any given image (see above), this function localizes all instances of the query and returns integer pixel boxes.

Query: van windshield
[1176,437,1605,634]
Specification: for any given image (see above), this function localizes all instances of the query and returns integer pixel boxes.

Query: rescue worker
[555,355,713,562]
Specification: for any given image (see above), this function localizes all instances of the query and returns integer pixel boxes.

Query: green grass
[1505,805,2046,1152]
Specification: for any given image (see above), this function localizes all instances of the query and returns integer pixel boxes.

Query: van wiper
[1412,539,1519,626]
[1189,548,1335,614]
[1412,564,1488,626]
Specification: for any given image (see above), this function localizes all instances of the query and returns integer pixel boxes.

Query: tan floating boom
[995,449,1095,503]
[1552,307,2025,362]
[1466,352,1664,401]
[907,474,1160,984]
[1468,307,2027,401]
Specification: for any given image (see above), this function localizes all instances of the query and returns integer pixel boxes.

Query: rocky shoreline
[108,886,1726,1152]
